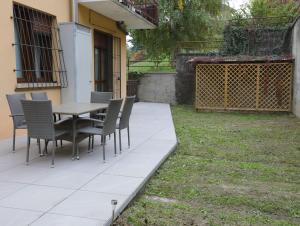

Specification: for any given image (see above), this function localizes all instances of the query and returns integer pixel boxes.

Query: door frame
[93,29,113,93]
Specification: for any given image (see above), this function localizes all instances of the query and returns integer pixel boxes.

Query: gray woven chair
[31,92,64,148]
[30,92,48,100]
[89,91,113,147]
[21,100,70,167]
[77,99,123,162]
[31,92,61,121]
[118,96,135,153]
[6,93,27,152]
[91,91,113,104]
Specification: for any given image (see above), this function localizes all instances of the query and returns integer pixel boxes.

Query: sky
[228,0,249,10]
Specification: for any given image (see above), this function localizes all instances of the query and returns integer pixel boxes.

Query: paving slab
[0,185,74,212]
[50,190,127,220]
[0,103,177,225]
[81,174,144,195]
[0,207,42,226]
[30,214,103,226]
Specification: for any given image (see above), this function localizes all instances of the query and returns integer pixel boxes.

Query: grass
[115,105,300,226]
[128,60,176,73]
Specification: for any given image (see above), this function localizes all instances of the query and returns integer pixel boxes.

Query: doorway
[94,30,113,92]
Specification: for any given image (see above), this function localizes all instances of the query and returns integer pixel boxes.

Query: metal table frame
[53,103,108,159]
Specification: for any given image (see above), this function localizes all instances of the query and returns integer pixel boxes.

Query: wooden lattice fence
[195,62,293,112]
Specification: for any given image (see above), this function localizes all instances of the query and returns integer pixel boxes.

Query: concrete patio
[0,102,177,226]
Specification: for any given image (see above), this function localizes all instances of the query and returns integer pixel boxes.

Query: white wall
[293,18,300,117]
[138,73,176,105]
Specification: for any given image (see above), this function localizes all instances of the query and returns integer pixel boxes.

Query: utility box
[59,22,93,103]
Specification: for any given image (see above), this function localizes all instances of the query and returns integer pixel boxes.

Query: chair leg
[88,135,91,151]
[102,135,106,163]
[12,128,16,152]
[114,132,117,157]
[60,140,63,147]
[26,136,30,165]
[76,142,80,160]
[92,135,94,149]
[38,139,42,157]
[51,140,56,168]
[119,129,122,154]
[127,126,130,148]
[44,140,48,155]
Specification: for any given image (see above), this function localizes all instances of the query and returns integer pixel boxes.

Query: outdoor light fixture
[111,199,118,225]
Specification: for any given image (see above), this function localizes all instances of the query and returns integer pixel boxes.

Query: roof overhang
[79,0,157,29]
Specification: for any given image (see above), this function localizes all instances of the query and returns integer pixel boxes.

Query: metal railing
[127,59,175,72]
[228,16,296,27]
[176,40,224,55]
[176,16,296,56]
[119,0,159,25]
[12,3,68,89]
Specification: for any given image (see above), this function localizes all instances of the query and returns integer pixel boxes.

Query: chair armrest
[54,117,72,125]
[78,117,104,124]
[9,114,24,117]
[96,112,122,118]
[95,112,107,117]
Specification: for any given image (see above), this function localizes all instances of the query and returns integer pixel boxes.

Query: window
[13,3,67,88]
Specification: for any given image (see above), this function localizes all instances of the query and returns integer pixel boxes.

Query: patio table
[53,103,108,159]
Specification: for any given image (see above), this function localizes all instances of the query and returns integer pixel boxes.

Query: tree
[250,0,299,18]
[232,0,299,24]
[130,0,224,59]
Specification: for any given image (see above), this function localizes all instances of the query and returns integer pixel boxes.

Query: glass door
[94,30,113,92]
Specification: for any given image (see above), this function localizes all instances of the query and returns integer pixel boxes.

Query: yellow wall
[78,5,127,98]
[0,1,127,140]
[0,0,71,139]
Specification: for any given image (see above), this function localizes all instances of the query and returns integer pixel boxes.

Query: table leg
[72,115,77,160]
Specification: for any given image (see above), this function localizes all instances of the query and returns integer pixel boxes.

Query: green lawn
[115,105,300,226]
[128,60,176,73]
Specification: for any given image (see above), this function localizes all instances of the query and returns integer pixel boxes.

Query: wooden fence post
[256,64,260,110]
[224,64,228,109]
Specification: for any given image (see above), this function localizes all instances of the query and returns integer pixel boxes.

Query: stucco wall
[78,5,127,98]
[292,18,300,117]
[175,54,197,105]
[0,0,71,139]
[0,1,127,140]
[137,73,176,104]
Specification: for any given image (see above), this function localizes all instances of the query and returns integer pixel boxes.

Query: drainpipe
[72,0,79,23]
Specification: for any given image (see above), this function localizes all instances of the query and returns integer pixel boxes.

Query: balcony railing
[119,0,159,26]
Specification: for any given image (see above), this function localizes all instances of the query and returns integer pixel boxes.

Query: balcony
[79,0,159,29]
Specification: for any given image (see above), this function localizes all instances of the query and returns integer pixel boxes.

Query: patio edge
[103,141,178,226]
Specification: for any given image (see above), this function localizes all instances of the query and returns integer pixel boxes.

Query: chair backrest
[91,92,113,104]
[119,96,135,130]
[31,92,48,100]
[102,99,123,135]
[21,100,55,140]
[6,93,26,128]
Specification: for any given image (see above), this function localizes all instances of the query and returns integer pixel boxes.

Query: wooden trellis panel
[195,62,293,112]
[227,64,257,110]
[196,64,225,109]
[259,63,293,111]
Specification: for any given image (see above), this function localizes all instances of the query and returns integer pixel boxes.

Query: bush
[128,71,144,80]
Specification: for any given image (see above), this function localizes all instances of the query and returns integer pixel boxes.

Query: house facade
[0,0,158,139]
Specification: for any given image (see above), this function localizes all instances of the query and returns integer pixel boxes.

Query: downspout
[72,0,79,23]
